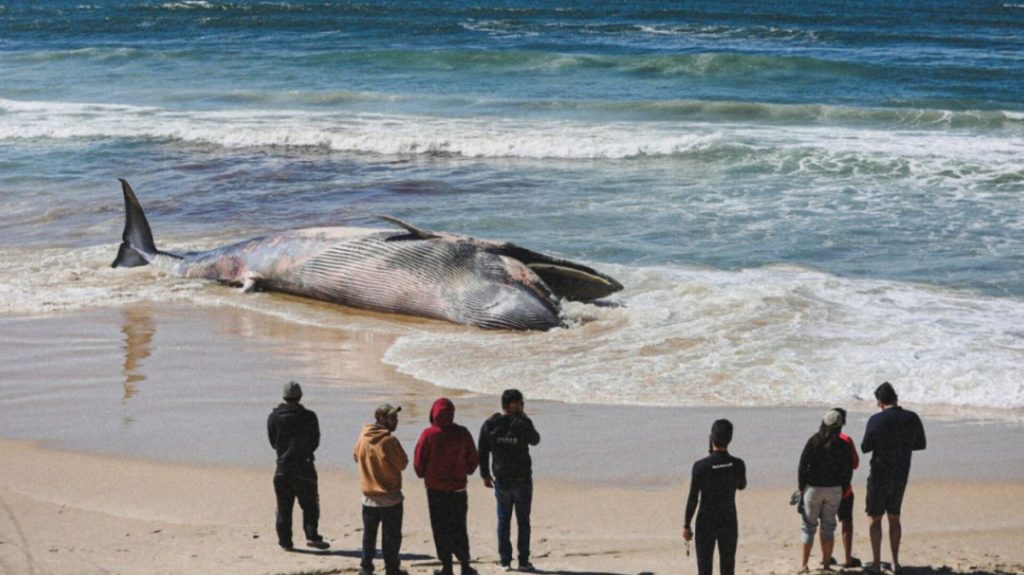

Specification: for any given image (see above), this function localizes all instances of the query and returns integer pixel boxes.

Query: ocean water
[1,1,1023,410]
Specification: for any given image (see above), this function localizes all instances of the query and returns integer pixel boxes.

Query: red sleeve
[414,428,430,478]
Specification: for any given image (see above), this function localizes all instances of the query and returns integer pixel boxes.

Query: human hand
[483,477,493,489]
[682,526,693,542]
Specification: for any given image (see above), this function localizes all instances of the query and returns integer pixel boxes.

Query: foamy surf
[382,264,1024,410]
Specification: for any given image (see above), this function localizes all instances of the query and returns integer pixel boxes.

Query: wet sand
[2,304,1024,574]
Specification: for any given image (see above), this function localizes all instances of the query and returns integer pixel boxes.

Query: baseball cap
[823,409,843,428]
[375,403,401,418]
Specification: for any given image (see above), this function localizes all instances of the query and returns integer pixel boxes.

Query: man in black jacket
[478,389,541,572]
[268,381,330,551]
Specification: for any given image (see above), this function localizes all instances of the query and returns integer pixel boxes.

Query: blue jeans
[361,502,403,575]
[494,478,533,565]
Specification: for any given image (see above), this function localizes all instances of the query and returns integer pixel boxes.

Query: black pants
[695,530,738,575]
[362,503,404,574]
[274,473,321,547]
[426,489,471,573]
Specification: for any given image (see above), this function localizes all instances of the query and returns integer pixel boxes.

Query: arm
[798,440,812,491]
[478,420,492,483]
[267,412,277,449]
[309,412,321,453]
[736,459,747,491]
[521,415,541,446]
[465,429,480,475]
[387,437,409,471]
[413,430,429,478]
[849,436,860,470]
[861,419,875,454]
[684,462,702,530]
[912,414,927,451]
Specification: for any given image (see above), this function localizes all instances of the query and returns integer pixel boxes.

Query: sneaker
[461,566,480,575]
[306,539,330,550]
[499,563,513,572]
[279,542,294,551]
[433,570,454,575]
[518,562,536,573]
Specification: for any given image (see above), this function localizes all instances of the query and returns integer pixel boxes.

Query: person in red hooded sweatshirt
[414,398,480,575]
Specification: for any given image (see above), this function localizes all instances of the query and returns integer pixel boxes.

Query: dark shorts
[865,475,906,517]
[838,493,854,522]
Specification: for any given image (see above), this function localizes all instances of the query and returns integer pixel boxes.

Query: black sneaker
[518,562,536,572]
[279,542,294,551]
[461,566,479,575]
[306,539,330,550]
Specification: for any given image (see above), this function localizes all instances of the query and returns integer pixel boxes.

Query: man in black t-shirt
[683,419,748,575]
[478,389,541,572]
[861,382,926,574]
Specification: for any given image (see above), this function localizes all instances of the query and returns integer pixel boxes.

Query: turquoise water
[1,1,1023,409]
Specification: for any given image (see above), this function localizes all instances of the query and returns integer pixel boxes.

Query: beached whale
[111,179,622,330]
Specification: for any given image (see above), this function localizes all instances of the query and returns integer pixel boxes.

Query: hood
[361,423,392,444]
[430,398,455,427]
[274,402,304,419]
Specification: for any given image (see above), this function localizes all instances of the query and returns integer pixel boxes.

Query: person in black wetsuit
[267,381,330,551]
[683,419,748,575]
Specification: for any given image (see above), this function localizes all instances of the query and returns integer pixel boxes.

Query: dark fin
[526,262,623,302]
[111,179,158,268]
[377,215,441,240]
[491,244,624,302]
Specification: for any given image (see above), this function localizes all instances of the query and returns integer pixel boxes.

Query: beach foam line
[0,99,1022,186]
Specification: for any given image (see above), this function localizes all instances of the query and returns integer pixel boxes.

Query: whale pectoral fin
[241,272,264,293]
[377,215,441,240]
[527,262,623,302]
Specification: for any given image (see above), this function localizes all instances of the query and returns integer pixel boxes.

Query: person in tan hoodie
[354,403,409,575]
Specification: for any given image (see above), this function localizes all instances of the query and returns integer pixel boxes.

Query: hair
[810,421,841,450]
[875,381,898,405]
[831,407,847,426]
[710,419,733,448]
[501,388,524,409]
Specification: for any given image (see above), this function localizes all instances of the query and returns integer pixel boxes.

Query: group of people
[268,380,926,575]
[268,384,539,575]
[684,381,927,575]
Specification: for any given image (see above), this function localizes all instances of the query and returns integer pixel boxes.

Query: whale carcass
[111,180,622,330]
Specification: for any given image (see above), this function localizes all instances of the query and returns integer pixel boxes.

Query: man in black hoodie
[478,389,541,572]
[267,381,330,551]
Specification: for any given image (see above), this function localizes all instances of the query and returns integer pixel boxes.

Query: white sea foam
[382,264,1024,410]
[1,99,1021,187]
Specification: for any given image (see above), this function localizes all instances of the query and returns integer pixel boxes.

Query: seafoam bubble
[382,264,1024,410]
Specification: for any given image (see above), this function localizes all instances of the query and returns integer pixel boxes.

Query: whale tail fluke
[112,179,159,268]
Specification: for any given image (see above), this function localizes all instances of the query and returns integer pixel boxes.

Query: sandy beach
[2,304,1024,575]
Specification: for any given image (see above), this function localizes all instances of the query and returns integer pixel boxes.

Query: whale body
[111,179,622,330]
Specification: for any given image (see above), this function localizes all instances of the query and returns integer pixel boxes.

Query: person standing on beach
[414,398,480,575]
[683,419,747,575]
[797,410,853,573]
[833,408,861,568]
[267,381,330,551]
[353,403,409,575]
[478,389,541,572]
[862,382,927,574]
